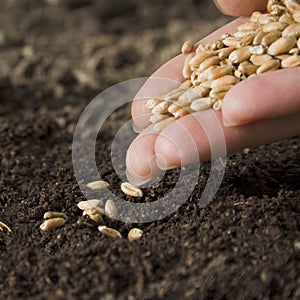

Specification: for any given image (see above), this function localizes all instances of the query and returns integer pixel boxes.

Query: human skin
[126,0,300,185]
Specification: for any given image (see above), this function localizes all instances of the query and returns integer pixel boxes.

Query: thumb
[214,0,267,16]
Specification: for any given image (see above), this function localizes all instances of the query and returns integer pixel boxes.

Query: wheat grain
[83,207,104,224]
[40,218,65,231]
[98,226,122,238]
[86,180,109,190]
[146,0,300,130]
[121,182,143,197]
[105,199,118,219]
[281,54,300,66]
[44,211,67,219]
[128,228,143,242]
[0,221,12,232]
[181,40,194,54]
[77,199,103,210]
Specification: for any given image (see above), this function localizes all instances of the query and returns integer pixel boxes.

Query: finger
[222,67,300,127]
[126,108,300,182]
[214,0,267,16]
[125,125,162,185]
[131,17,248,130]
[155,111,300,169]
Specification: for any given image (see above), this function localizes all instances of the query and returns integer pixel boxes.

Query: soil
[0,0,299,299]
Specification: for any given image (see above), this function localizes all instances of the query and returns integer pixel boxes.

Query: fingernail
[222,116,238,127]
[126,169,156,186]
[156,156,177,171]
[132,122,142,133]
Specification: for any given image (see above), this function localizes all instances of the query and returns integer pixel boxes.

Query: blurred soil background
[0,0,299,299]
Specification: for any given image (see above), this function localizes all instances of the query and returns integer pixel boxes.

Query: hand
[125,1,300,185]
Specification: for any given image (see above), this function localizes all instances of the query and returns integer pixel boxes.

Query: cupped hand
[126,10,300,185]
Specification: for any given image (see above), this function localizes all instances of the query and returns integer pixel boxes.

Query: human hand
[126,0,300,185]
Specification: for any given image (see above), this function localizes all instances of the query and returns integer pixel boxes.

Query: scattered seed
[0,221,12,232]
[233,201,251,206]
[83,207,104,224]
[86,180,109,190]
[89,213,103,224]
[98,226,122,238]
[43,211,67,220]
[128,228,143,242]
[105,199,118,219]
[121,182,143,197]
[40,218,65,231]
[77,199,103,210]
[83,206,105,216]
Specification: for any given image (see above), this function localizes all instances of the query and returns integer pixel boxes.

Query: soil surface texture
[0,1,299,299]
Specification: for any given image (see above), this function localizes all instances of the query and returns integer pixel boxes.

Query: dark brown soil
[0,1,299,299]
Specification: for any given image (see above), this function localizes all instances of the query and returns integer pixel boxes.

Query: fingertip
[214,0,267,16]
[131,98,152,129]
[221,92,242,127]
[221,77,259,127]
[155,135,181,169]
[126,130,162,184]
